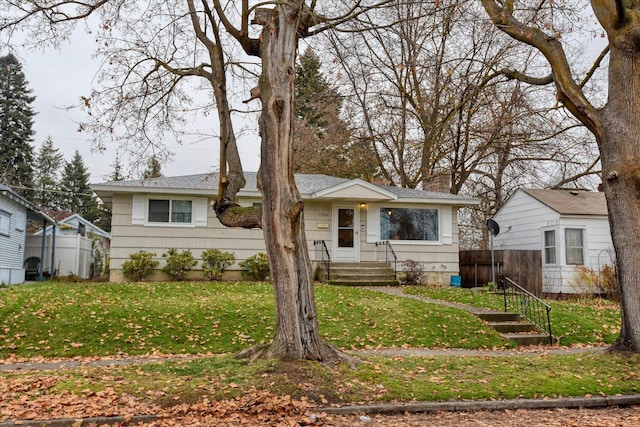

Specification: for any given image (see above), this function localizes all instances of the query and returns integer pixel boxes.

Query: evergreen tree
[141,155,163,179]
[92,204,112,233]
[59,150,100,221]
[0,53,36,196]
[293,48,377,179]
[107,155,126,181]
[33,136,64,208]
[295,47,342,131]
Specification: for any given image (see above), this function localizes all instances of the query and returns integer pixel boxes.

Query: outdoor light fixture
[360,203,366,208]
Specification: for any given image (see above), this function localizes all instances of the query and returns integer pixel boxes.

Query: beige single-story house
[491,188,614,294]
[92,173,479,283]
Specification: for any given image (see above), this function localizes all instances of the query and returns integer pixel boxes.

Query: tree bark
[599,42,640,352]
[236,3,350,363]
[482,0,640,352]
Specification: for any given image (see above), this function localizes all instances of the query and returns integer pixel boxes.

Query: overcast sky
[14,33,262,184]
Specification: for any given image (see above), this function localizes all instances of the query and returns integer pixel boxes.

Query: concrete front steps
[318,262,400,287]
[475,311,550,346]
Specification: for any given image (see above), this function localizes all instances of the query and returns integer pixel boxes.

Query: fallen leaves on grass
[0,373,159,422]
[0,372,317,426]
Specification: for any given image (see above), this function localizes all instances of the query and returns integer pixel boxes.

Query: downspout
[38,218,46,281]
[51,225,56,278]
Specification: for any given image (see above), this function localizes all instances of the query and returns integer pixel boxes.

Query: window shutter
[441,206,453,244]
[366,205,379,243]
[193,198,208,227]
[131,195,146,225]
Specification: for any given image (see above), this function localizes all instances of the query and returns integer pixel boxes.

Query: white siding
[493,190,614,294]
[492,190,560,250]
[26,234,93,278]
[0,195,27,284]
[110,193,266,277]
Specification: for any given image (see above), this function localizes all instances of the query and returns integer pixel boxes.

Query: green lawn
[0,282,621,358]
[404,285,621,346]
[0,281,508,358]
[0,281,637,412]
[3,351,638,409]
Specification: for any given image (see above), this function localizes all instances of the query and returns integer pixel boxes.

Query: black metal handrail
[375,240,397,279]
[501,276,553,344]
[313,240,331,280]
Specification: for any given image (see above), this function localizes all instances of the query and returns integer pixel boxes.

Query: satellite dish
[487,219,500,236]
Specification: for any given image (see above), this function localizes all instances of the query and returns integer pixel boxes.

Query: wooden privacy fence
[459,250,542,297]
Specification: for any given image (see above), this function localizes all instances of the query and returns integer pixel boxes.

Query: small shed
[491,189,613,294]
[29,211,111,279]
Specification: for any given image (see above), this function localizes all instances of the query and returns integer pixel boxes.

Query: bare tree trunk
[600,45,640,352]
[237,3,350,363]
[481,0,640,353]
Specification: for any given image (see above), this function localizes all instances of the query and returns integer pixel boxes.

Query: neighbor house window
[565,228,584,265]
[0,210,10,236]
[379,207,438,241]
[148,199,192,223]
[544,230,556,264]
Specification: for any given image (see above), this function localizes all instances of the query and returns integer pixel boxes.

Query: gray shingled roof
[93,172,478,204]
[523,189,608,216]
[0,183,58,223]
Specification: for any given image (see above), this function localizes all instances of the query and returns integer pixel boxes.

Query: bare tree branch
[481,0,602,137]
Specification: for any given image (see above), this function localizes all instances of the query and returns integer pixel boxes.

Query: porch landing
[317,262,400,287]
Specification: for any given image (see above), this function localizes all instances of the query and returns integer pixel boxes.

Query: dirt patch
[253,359,344,404]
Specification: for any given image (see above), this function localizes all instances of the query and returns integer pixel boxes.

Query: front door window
[338,208,355,248]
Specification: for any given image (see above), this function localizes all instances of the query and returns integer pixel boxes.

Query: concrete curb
[0,414,159,427]
[316,394,640,415]
[2,395,639,426]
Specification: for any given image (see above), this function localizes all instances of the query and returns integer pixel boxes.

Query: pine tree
[0,53,36,197]
[33,136,64,208]
[293,48,377,179]
[107,155,126,181]
[59,150,100,221]
[141,155,163,179]
[295,47,342,131]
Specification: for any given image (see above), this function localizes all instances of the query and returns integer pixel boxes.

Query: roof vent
[570,190,579,195]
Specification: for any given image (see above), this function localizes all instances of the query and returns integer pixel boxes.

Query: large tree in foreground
[1,1,387,362]
[481,0,640,352]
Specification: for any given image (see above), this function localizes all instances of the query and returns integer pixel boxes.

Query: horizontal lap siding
[0,197,26,269]
[558,217,614,271]
[109,193,267,272]
[493,192,558,250]
[109,195,464,284]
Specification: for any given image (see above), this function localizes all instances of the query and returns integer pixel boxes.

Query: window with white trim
[148,199,192,224]
[565,228,584,265]
[0,210,10,236]
[379,207,438,241]
[544,230,556,264]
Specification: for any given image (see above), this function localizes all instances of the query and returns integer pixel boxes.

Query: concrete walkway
[364,285,502,315]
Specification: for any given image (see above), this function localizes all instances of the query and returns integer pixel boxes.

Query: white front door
[333,204,359,262]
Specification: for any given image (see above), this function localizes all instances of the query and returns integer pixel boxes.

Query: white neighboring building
[491,189,614,294]
[29,212,111,279]
[0,184,56,284]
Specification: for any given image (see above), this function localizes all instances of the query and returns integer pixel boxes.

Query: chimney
[424,174,450,193]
